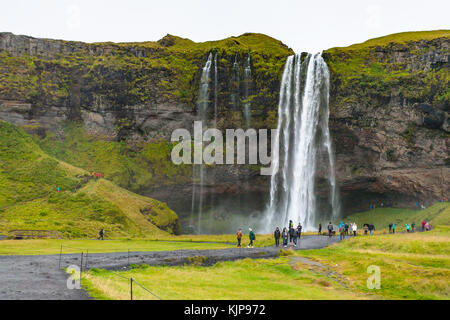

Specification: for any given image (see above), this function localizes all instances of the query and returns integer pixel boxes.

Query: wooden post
[59,244,63,269]
[80,252,83,284]
[130,278,133,300]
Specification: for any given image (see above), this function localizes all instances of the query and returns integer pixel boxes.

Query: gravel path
[0,235,340,300]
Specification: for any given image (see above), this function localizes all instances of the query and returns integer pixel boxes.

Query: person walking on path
[318,223,322,235]
[327,222,334,238]
[406,224,410,233]
[339,224,345,241]
[363,224,369,235]
[425,221,430,231]
[274,227,281,247]
[352,223,357,236]
[421,220,426,231]
[389,223,393,233]
[98,229,104,240]
[282,228,289,248]
[411,222,415,233]
[289,226,297,247]
[345,223,349,236]
[297,223,302,239]
[392,223,396,234]
[369,224,375,236]
[236,229,243,247]
[248,228,256,248]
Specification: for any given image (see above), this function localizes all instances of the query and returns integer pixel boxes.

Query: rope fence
[58,245,163,300]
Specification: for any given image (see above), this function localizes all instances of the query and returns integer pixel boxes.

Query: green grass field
[0,239,235,255]
[336,202,450,233]
[81,203,450,300]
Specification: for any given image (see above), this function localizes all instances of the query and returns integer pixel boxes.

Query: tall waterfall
[191,53,213,233]
[243,54,252,127]
[214,53,218,125]
[264,53,339,231]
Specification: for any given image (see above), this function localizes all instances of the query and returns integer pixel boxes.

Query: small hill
[0,120,179,238]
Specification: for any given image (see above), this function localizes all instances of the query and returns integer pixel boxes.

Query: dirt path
[0,235,340,300]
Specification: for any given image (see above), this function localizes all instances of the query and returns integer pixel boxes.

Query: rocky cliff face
[0,31,448,216]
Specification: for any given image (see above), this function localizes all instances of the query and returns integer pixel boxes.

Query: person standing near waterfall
[282,228,289,247]
[248,228,255,248]
[327,222,333,238]
[297,223,302,240]
[236,229,243,248]
[274,227,281,247]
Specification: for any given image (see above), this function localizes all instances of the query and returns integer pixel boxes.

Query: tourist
[98,229,104,240]
[411,222,415,233]
[345,223,349,236]
[282,228,289,247]
[236,229,243,247]
[392,223,396,234]
[297,223,302,239]
[369,224,375,236]
[425,221,430,231]
[327,222,333,238]
[289,220,293,229]
[248,228,255,248]
[363,224,369,235]
[421,220,426,231]
[352,223,357,236]
[406,224,410,233]
[339,224,345,241]
[318,223,322,235]
[389,223,393,233]
[289,226,297,247]
[274,227,281,247]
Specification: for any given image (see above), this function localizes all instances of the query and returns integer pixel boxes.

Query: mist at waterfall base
[184,52,340,235]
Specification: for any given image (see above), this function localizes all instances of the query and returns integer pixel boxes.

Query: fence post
[59,244,63,269]
[130,278,133,300]
[80,252,83,284]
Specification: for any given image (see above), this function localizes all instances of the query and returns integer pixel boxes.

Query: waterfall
[264,53,339,231]
[191,53,213,234]
[231,54,240,111]
[214,53,218,125]
[243,54,252,127]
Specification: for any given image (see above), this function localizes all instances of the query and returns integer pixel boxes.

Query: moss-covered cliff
[0,30,448,215]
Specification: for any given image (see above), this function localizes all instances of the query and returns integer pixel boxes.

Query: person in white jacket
[352,223,357,236]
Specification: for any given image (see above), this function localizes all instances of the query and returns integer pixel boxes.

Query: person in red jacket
[421,220,426,232]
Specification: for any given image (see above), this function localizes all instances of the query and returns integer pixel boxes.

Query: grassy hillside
[338,202,450,232]
[0,120,179,238]
[298,226,450,299]
[324,30,450,112]
[35,123,192,193]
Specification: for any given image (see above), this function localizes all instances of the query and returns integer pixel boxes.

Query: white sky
[1,0,449,53]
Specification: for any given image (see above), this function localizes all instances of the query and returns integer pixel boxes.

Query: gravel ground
[0,235,340,300]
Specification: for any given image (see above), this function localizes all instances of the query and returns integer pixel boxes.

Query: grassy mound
[0,120,179,238]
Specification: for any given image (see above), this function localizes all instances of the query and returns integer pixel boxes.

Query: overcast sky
[1,0,448,53]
